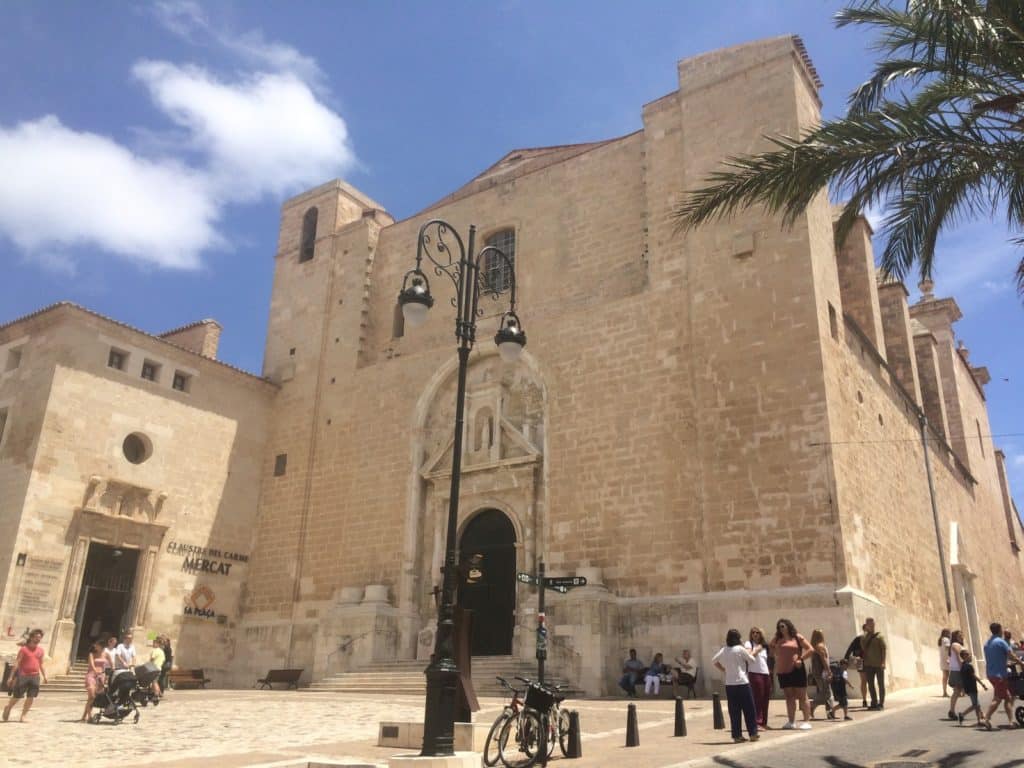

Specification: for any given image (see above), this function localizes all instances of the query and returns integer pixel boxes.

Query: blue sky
[1,1,1021,494]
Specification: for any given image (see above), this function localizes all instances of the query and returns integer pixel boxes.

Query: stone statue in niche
[421,358,544,476]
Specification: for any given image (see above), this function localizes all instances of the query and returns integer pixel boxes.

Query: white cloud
[153,0,324,87]
[133,61,354,202]
[0,6,355,272]
[1014,454,1024,467]
[0,116,218,269]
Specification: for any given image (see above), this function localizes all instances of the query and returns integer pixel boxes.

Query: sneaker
[781,722,795,730]
[947,710,957,720]
[862,700,867,708]
[798,722,812,730]
[957,713,965,725]
[732,736,748,743]
[749,733,760,741]
[844,715,853,721]
[983,719,993,731]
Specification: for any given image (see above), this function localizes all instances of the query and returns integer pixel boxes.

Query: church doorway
[71,543,139,660]
[458,509,516,656]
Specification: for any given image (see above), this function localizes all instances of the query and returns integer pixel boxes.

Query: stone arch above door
[397,350,548,659]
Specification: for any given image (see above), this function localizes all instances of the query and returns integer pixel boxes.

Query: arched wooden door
[458,509,516,656]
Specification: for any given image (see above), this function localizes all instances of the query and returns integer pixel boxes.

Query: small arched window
[299,207,318,262]
[483,229,515,293]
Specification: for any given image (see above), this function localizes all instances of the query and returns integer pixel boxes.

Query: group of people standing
[80,631,172,720]
[941,622,1023,730]
[712,619,875,743]
[81,631,173,720]
[1,627,174,724]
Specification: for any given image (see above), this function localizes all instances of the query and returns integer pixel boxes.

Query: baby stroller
[90,663,162,724]
[1010,670,1024,727]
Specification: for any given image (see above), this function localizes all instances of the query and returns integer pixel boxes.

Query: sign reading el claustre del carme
[167,541,249,577]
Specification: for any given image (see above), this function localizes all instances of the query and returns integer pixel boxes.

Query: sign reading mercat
[167,540,249,577]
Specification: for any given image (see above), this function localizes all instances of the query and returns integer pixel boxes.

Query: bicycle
[494,676,570,767]
[483,676,524,767]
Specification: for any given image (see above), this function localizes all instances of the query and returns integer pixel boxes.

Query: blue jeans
[619,672,639,695]
[725,683,758,739]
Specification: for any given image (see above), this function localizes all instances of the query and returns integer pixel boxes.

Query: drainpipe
[919,413,953,614]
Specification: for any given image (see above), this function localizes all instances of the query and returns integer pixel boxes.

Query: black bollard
[712,692,726,730]
[626,703,640,747]
[566,710,583,758]
[674,696,687,737]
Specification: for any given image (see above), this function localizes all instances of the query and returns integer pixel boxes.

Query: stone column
[50,536,90,672]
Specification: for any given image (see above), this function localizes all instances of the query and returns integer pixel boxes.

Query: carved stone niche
[81,475,168,524]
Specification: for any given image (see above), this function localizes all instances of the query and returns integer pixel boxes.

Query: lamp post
[399,219,526,757]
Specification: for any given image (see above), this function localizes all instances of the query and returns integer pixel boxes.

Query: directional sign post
[517,561,588,684]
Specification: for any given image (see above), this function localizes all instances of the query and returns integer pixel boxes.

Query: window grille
[483,229,515,293]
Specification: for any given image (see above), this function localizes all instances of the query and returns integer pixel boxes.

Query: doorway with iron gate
[457,509,516,656]
[71,543,139,660]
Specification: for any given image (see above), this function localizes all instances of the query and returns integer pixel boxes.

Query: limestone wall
[0,308,273,679]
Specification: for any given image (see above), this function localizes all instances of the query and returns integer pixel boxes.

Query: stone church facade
[1,36,1022,694]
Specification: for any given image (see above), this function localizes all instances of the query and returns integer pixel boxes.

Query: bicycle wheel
[557,708,572,757]
[498,708,542,768]
[483,711,510,767]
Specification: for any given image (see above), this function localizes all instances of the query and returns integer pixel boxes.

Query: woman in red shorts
[3,628,48,722]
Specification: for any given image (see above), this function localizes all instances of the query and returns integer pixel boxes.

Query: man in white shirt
[113,631,137,670]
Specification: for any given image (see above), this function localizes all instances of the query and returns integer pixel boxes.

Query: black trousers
[863,666,885,706]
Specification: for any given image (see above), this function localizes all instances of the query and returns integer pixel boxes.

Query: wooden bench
[167,669,211,690]
[256,668,304,690]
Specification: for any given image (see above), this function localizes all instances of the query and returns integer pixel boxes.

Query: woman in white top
[744,627,772,729]
[713,628,760,743]
[947,629,965,720]
[938,628,951,698]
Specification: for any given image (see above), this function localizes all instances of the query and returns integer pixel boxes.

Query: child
[829,658,856,721]
[956,649,989,728]
[3,628,48,722]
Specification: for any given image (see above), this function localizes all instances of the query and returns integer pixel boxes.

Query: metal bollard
[674,696,687,737]
[566,710,583,758]
[626,703,640,747]
[712,692,726,730]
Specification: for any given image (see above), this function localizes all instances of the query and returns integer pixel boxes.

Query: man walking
[861,617,887,710]
[982,622,1024,729]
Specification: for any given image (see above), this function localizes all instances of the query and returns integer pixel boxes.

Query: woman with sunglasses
[769,618,813,729]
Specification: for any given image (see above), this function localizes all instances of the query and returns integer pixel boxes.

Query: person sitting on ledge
[644,653,668,696]
[675,648,697,688]
[619,648,644,698]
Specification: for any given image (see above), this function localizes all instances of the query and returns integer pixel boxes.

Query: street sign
[544,576,587,588]
[517,572,538,585]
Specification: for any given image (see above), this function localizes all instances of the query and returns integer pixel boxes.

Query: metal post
[421,230,477,757]
[538,560,546,685]
[919,414,952,614]
[400,220,523,758]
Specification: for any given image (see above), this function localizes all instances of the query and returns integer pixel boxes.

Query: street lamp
[398,219,526,757]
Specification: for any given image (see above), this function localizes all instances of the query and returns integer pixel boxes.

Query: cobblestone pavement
[1,686,938,767]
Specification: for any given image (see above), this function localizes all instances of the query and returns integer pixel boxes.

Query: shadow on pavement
[711,749,985,768]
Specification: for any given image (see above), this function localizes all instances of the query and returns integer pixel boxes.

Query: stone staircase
[42,660,89,693]
[307,656,584,697]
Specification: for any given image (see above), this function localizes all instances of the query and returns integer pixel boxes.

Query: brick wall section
[0,306,274,673]
[877,282,923,405]
[835,217,887,354]
[160,320,222,359]
[913,330,951,440]
[239,36,1024,680]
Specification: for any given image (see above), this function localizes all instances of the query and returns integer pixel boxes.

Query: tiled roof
[0,301,274,386]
